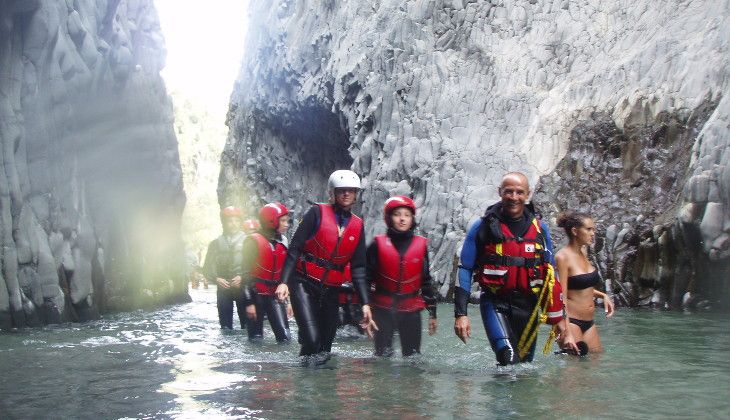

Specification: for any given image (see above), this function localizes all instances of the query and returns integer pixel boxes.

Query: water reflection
[1,288,729,418]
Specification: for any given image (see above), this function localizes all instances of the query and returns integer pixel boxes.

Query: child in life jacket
[367,196,438,356]
[242,203,291,342]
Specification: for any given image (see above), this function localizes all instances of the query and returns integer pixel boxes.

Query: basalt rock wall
[222,0,730,308]
[0,0,187,329]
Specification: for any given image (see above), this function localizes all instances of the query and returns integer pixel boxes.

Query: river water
[1,286,728,419]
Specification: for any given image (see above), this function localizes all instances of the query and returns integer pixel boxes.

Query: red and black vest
[296,204,363,287]
[478,216,564,324]
[371,234,427,312]
[249,233,287,295]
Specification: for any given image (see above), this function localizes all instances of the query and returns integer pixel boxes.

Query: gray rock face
[222,0,730,308]
[0,0,187,328]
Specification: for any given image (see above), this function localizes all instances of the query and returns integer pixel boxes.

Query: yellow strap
[517,264,555,360]
[543,325,558,355]
[532,218,541,232]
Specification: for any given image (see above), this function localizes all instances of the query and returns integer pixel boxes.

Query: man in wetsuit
[203,206,252,329]
[454,172,578,364]
[275,170,376,364]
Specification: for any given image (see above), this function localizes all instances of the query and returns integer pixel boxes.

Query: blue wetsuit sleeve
[540,221,557,268]
[455,220,482,317]
[458,220,481,291]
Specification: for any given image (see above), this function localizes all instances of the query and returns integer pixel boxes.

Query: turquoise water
[1,287,728,419]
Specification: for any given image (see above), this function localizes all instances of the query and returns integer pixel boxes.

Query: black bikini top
[567,270,600,290]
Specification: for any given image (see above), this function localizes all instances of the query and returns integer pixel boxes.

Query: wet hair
[556,210,592,238]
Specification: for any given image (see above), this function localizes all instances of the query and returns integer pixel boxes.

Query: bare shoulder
[555,247,578,264]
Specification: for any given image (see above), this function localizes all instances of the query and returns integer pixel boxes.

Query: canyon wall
[0,0,187,328]
[221,0,730,308]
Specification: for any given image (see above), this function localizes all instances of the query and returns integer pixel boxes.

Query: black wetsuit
[241,231,291,342]
[203,232,250,329]
[280,204,370,358]
[367,228,437,357]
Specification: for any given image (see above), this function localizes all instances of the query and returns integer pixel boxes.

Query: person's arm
[365,240,378,290]
[593,289,615,317]
[555,252,570,314]
[421,250,437,319]
[541,220,557,267]
[454,220,481,343]
[549,225,578,352]
[455,220,480,316]
[351,223,377,336]
[275,206,319,301]
[279,205,319,286]
[204,239,230,288]
[420,249,438,335]
[350,223,370,305]
[202,240,217,282]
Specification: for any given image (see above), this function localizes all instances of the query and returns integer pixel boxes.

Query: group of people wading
[202,170,614,366]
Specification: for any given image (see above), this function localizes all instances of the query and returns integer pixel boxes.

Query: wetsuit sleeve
[540,221,557,268]
[351,223,370,305]
[421,251,438,319]
[280,205,319,285]
[455,220,482,317]
[202,240,218,281]
[365,240,378,286]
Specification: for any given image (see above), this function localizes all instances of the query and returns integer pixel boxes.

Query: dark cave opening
[237,97,355,219]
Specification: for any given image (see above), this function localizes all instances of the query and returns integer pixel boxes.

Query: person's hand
[558,321,580,354]
[359,304,379,338]
[454,315,471,343]
[604,295,615,318]
[286,303,294,319]
[230,276,242,288]
[246,304,257,320]
[428,318,438,336]
[216,278,230,289]
[275,284,289,302]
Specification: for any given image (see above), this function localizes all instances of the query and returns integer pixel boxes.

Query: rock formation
[0,0,187,328]
[221,0,730,309]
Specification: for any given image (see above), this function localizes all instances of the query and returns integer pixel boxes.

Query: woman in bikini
[555,211,615,351]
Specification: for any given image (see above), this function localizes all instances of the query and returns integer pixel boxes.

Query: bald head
[498,172,530,219]
[500,172,530,191]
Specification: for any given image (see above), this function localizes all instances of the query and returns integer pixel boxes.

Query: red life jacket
[478,217,564,324]
[544,277,564,325]
[476,217,561,323]
[296,204,363,287]
[249,233,287,295]
[371,234,427,312]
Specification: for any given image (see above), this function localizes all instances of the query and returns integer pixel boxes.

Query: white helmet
[328,170,361,190]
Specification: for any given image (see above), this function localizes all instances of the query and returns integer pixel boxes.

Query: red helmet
[383,196,416,224]
[259,202,289,229]
[242,219,260,233]
[220,206,243,219]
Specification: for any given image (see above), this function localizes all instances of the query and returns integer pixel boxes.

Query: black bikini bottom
[569,317,595,333]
